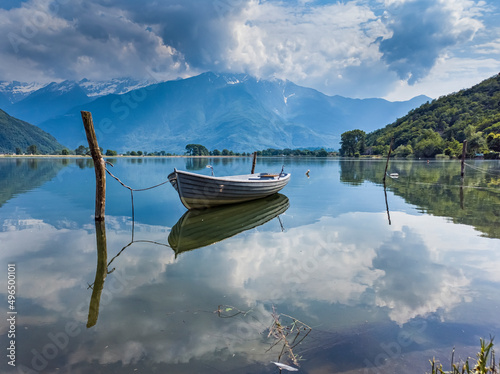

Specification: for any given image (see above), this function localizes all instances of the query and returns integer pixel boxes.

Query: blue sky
[0,0,499,100]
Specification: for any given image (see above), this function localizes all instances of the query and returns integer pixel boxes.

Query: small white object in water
[271,362,299,371]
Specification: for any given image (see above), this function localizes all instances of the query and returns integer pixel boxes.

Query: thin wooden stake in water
[81,111,106,221]
[251,151,257,174]
[461,140,467,180]
[383,137,394,184]
[460,140,467,210]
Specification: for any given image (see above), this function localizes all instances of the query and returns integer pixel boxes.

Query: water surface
[1,157,500,373]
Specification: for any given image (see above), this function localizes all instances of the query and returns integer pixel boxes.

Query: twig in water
[267,305,312,368]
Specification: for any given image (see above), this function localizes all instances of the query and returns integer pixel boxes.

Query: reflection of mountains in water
[0,158,68,207]
[168,193,289,255]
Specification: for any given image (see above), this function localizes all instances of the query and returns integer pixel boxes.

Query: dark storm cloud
[90,0,250,69]
[380,0,481,84]
[0,0,252,82]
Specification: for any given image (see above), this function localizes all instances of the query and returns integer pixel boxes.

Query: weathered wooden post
[383,137,394,184]
[461,140,467,180]
[251,151,257,174]
[81,111,106,221]
[460,140,467,210]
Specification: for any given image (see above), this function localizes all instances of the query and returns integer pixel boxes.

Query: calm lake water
[1,157,500,374]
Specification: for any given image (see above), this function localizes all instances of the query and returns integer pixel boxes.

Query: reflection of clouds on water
[372,226,470,325]
[1,219,93,316]
[1,209,499,370]
[219,213,388,306]
[216,212,491,325]
[0,216,176,328]
[0,215,276,369]
[67,302,272,369]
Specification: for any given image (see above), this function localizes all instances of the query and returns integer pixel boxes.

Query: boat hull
[168,169,290,209]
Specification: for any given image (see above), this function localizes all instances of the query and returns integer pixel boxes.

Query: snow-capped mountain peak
[0,81,46,104]
[77,77,158,97]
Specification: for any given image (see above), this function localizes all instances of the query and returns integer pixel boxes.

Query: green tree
[212,149,221,156]
[185,144,209,156]
[75,145,88,155]
[340,129,366,157]
[27,144,38,155]
[486,132,500,152]
[15,147,22,155]
[61,148,70,155]
[465,125,487,156]
[315,148,328,157]
[393,144,413,158]
[222,149,230,156]
[443,139,462,158]
[105,149,118,156]
[413,130,444,158]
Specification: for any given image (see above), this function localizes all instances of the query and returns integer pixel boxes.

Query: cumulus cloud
[0,0,192,82]
[379,0,485,84]
[0,1,496,103]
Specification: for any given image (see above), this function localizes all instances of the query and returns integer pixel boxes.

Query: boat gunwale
[174,168,290,184]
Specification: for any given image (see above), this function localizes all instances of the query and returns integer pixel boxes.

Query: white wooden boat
[168,168,290,209]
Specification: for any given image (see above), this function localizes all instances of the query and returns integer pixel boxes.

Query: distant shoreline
[0,154,291,158]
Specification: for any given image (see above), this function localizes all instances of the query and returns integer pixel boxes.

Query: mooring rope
[106,238,172,274]
[105,164,171,192]
[464,162,500,176]
[384,171,499,191]
[87,163,174,278]
[104,163,172,230]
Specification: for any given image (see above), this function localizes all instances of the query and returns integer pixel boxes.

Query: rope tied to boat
[105,161,171,192]
[104,161,172,223]
[278,165,285,180]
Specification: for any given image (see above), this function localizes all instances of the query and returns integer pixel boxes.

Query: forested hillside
[0,109,66,154]
[366,73,500,158]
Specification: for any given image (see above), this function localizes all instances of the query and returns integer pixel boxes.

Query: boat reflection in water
[168,193,289,256]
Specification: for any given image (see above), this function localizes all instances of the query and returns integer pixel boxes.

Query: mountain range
[0,73,430,153]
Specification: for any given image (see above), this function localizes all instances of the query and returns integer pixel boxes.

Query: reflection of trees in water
[76,158,94,169]
[339,160,373,185]
[28,158,38,170]
[185,157,210,170]
[340,160,500,239]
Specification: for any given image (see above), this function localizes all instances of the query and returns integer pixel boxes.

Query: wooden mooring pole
[460,140,467,210]
[383,137,394,184]
[251,151,257,174]
[81,111,106,221]
[461,140,467,180]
